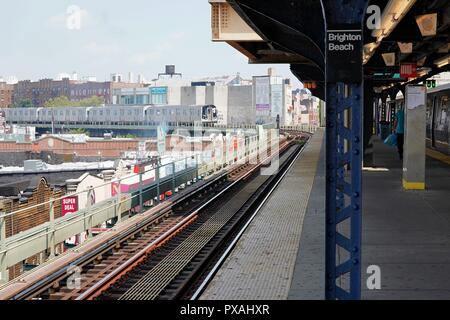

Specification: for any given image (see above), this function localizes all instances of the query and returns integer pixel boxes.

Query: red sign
[62,196,78,216]
[400,63,417,79]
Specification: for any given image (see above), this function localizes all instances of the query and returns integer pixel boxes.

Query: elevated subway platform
[200,129,325,300]
[200,132,450,300]
[362,137,450,299]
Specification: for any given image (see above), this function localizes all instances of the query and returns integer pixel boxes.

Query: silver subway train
[0,105,218,127]
[386,84,449,155]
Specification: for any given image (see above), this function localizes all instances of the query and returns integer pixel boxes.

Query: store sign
[327,29,363,82]
[62,196,78,216]
[151,87,168,95]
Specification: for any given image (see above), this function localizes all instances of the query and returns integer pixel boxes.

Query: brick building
[13,78,72,107]
[0,134,213,166]
[0,177,65,280]
[0,135,150,159]
[70,81,142,104]
[13,79,143,107]
[0,82,14,107]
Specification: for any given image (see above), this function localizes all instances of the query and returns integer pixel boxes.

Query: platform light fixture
[364,0,417,64]
[372,0,417,40]
[434,54,450,68]
[417,67,431,78]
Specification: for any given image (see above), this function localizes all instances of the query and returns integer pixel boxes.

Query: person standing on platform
[393,106,405,160]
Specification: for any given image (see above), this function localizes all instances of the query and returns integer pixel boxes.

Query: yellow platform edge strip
[403,180,425,190]
[426,148,450,165]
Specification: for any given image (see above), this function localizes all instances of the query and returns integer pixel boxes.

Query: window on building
[151,92,168,105]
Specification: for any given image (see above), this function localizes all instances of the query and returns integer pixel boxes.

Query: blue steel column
[322,0,367,300]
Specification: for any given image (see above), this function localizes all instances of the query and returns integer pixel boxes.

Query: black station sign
[326,29,363,83]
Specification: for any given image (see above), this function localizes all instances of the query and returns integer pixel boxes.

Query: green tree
[44,95,105,108]
[44,96,72,108]
[14,99,34,108]
[78,95,104,107]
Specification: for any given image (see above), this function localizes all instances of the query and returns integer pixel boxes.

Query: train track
[7,139,296,300]
[81,141,305,300]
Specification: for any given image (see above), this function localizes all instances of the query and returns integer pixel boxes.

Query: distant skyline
[0,1,303,88]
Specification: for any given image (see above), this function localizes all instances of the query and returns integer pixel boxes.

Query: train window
[440,97,449,125]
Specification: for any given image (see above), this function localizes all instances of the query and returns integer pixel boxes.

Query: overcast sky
[0,0,302,88]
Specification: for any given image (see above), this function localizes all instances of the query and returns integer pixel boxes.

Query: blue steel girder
[228,0,325,71]
[321,0,369,300]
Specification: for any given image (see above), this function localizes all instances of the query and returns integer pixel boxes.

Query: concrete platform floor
[200,131,450,300]
[361,138,450,299]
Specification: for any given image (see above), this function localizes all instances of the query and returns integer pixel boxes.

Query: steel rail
[190,138,309,299]
[78,141,294,300]
[95,142,301,300]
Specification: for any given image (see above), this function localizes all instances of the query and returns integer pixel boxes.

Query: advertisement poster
[255,76,271,112]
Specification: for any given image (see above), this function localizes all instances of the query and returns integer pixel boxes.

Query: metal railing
[0,146,263,283]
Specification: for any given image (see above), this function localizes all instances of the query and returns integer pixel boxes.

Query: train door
[430,95,437,148]
[434,95,449,153]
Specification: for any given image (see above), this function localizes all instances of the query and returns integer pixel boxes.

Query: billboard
[271,84,283,118]
[61,196,78,216]
[255,76,271,112]
[62,196,79,247]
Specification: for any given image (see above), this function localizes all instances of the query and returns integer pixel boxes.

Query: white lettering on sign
[328,31,362,52]
[62,196,78,216]
[328,33,362,42]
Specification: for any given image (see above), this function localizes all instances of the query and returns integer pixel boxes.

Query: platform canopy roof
[210,0,450,100]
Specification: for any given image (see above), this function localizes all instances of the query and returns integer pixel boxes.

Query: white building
[254,75,293,126]
[113,72,295,126]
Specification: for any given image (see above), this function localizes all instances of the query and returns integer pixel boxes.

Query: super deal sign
[62,196,78,216]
